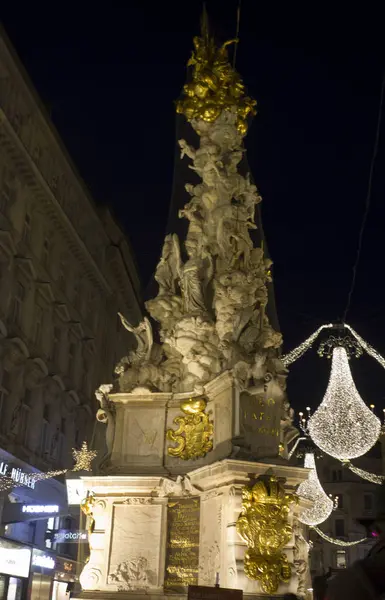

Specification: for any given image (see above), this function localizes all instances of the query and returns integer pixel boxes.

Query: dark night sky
[2,2,385,413]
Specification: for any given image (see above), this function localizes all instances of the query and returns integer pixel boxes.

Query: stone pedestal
[74,461,311,600]
[103,371,285,477]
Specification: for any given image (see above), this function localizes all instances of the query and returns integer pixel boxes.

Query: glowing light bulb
[308,346,381,460]
[297,452,334,526]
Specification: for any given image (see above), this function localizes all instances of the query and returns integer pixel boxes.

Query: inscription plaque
[164,497,200,590]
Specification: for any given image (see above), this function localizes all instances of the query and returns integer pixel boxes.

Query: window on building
[53,325,61,346]
[72,280,79,308]
[335,494,343,509]
[364,494,373,511]
[40,416,50,458]
[58,432,65,466]
[50,427,60,460]
[58,259,66,291]
[12,281,25,325]
[68,341,77,377]
[29,521,37,545]
[336,550,347,568]
[18,402,30,447]
[0,371,10,434]
[75,428,80,447]
[34,304,43,345]
[0,389,7,432]
[43,403,49,421]
[335,519,345,537]
[42,238,50,269]
[45,516,60,549]
[0,166,15,213]
[24,389,33,407]
[52,325,62,365]
[22,213,31,244]
[332,469,343,482]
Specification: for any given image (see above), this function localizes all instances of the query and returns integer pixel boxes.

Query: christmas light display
[346,324,385,370]
[297,452,334,526]
[311,526,367,546]
[281,324,333,367]
[0,441,97,493]
[343,462,385,484]
[72,442,98,471]
[308,346,381,459]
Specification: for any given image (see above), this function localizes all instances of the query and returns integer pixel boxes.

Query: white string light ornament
[308,346,381,459]
[343,462,385,485]
[281,324,333,367]
[345,324,385,370]
[297,452,334,526]
[0,441,97,493]
[311,526,368,547]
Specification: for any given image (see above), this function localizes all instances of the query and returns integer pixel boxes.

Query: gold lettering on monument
[164,497,200,590]
[243,396,279,437]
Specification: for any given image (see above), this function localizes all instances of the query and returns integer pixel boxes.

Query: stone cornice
[187,459,310,490]
[0,115,112,295]
[0,32,141,303]
[80,475,165,495]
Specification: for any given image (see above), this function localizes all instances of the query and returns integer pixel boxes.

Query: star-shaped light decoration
[72,442,97,472]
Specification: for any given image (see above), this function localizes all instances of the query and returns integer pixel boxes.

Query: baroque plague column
[77,15,312,600]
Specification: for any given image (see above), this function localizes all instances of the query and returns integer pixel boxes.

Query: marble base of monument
[74,460,311,599]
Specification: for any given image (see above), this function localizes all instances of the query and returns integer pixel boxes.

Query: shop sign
[0,539,31,578]
[22,504,59,514]
[54,557,79,582]
[0,462,35,489]
[2,502,66,525]
[55,556,75,573]
[54,529,88,543]
[32,549,55,570]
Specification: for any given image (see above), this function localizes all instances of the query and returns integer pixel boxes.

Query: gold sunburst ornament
[176,8,256,135]
[72,442,98,472]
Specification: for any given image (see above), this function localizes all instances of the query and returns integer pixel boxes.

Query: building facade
[0,25,142,599]
[310,444,383,576]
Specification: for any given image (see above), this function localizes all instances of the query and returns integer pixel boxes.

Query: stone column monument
[75,12,312,600]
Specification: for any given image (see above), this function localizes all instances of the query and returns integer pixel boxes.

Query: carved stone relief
[199,495,222,586]
[108,504,163,590]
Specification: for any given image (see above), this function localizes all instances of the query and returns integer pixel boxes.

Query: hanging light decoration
[308,346,381,460]
[297,451,334,526]
[311,526,367,547]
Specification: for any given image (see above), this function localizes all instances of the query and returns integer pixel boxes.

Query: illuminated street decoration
[312,526,367,547]
[297,452,334,526]
[282,324,333,366]
[342,462,385,484]
[308,346,381,459]
[0,462,36,489]
[0,441,97,493]
[72,442,98,472]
